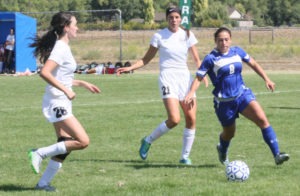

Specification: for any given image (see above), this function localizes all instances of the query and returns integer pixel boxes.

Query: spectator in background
[4,28,15,73]
[0,44,4,73]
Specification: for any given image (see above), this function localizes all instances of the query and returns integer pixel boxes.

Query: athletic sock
[181,128,195,160]
[37,141,67,159]
[262,126,279,157]
[37,159,62,187]
[146,121,170,143]
[219,134,230,154]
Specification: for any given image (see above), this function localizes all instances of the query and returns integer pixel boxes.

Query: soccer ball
[225,160,250,182]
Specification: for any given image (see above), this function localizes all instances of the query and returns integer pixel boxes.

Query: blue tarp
[0,12,37,72]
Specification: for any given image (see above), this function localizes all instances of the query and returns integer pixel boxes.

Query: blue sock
[219,134,230,154]
[262,126,279,157]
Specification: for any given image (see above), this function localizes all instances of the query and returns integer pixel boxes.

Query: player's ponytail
[180,26,190,40]
[30,30,57,64]
[30,12,74,64]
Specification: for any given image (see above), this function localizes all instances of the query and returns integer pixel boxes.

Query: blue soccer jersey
[196,46,251,99]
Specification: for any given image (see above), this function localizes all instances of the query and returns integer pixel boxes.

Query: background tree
[290,1,300,25]
[0,0,299,28]
[192,0,208,26]
[143,0,155,24]
[200,1,229,27]
[246,0,269,26]
[268,0,293,26]
[153,0,178,12]
[103,0,143,22]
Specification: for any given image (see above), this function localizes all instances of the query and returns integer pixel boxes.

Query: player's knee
[168,116,180,127]
[256,118,269,128]
[79,138,90,149]
[56,137,75,161]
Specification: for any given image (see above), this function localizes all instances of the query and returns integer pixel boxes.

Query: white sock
[38,159,62,187]
[146,121,170,143]
[37,141,67,159]
[181,128,195,160]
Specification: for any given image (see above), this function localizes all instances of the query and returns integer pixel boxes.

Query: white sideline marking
[0,90,299,111]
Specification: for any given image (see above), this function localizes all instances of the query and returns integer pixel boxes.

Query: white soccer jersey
[44,40,77,97]
[150,28,198,71]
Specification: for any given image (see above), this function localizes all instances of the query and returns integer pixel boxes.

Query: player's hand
[116,67,130,76]
[184,92,194,105]
[266,80,275,92]
[65,90,76,100]
[84,82,101,94]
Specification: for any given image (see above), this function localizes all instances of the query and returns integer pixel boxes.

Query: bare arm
[40,60,76,100]
[73,80,100,94]
[189,45,201,69]
[189,45,208,87]
[184,75,203,104]
[40,60,100,100]
[117,45,158,75]
[246,57,275,92]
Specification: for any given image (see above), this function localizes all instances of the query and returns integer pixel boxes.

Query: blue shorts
[213,88,256,126]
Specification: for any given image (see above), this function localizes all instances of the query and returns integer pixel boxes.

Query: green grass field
[0,72,299,195]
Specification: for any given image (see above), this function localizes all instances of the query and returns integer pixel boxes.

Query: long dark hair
[30,12,74,64]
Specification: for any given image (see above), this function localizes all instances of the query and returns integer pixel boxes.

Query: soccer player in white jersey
[117,6,207,165]
[28,12,100,192]
[185,27,289,166]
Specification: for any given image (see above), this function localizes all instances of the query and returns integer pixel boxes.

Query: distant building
[228,7,243,20]
[228,7,253,28]
[154,12,165,23]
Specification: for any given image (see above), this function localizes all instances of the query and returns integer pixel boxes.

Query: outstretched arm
[73,80,100,94]
[246,57,275,92]
[116,45,158,75]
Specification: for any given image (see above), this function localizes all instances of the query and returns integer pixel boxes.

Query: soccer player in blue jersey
[184,27,289,165]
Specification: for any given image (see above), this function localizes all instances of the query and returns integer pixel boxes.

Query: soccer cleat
[275,152,289,165]
[28,149,42,174]
[139,137,151,160]
[179,158,192,165]
[217,144,229,165]
[35,184,57,192]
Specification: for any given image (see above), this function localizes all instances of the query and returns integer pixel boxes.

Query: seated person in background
[77,63,106,75]
[115,62,122,72]
[107,61,115,74]
[123,61,133,74]
[114,61,133,74]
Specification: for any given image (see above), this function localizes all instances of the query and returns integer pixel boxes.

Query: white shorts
[42,95,73,123]
[158,70,195,101]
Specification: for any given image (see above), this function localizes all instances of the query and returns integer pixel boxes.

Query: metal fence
[22,10,300,71]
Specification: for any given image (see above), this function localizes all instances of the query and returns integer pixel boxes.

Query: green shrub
[201,19,223,28]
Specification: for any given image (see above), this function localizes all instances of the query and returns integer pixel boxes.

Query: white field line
[74,89,300,106]
[1,90,299,111]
